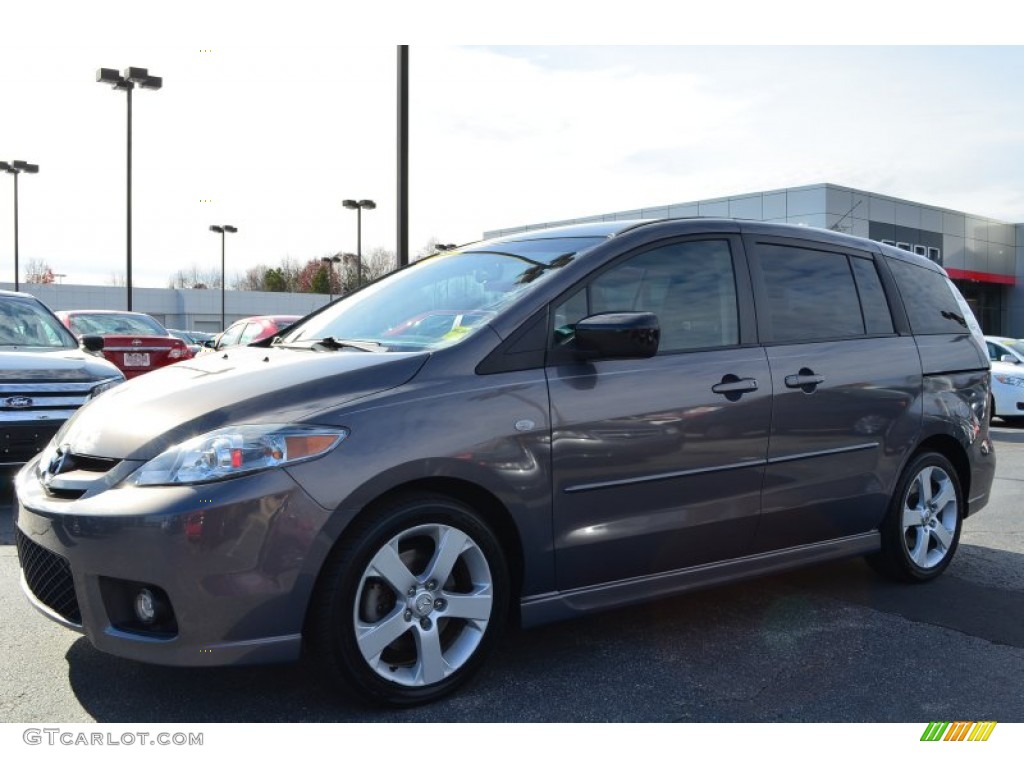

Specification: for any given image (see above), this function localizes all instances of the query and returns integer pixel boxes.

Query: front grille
[15,528,82,624]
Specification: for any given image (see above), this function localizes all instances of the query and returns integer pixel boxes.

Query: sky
[2,2,1024,289]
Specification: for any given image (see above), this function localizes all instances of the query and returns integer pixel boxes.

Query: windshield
[285,236,604,350]
[69,312,168,336]
[0,297,77,349]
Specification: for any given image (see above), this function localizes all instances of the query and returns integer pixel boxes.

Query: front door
[547,236,772,590]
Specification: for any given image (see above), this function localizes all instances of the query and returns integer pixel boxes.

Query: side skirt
[519,532,880,628]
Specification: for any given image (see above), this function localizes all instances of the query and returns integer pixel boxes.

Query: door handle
[712,375,759,401]
[785,368,824,393]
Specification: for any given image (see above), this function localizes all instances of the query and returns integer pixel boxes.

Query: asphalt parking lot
[2,426,1023,723]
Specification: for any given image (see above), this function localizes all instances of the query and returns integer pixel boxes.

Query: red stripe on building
[946,268,1016,285]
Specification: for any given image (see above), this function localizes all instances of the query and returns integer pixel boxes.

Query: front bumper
[14,456,337,667]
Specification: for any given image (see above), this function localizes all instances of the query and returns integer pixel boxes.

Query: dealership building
[485,183,1024,337]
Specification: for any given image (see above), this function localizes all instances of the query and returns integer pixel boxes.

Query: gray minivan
[14,219,995,705]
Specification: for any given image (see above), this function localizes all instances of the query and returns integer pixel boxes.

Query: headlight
[994,374,1024,388]
[87,376,125,401]
[129,424,348,486]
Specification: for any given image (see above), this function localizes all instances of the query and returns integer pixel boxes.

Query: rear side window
[888,259,971,335]
[757,243,865,342]
[850,257,894,335]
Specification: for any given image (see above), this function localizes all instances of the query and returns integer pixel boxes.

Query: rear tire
[871,452,963,583]
[308,493,509,706]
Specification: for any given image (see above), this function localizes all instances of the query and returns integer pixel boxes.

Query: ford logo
[5,396,33,409]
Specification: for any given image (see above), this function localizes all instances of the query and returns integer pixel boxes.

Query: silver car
[1,290,123,469]
[14,219,995,705]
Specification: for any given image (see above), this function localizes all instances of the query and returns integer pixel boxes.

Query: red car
[56,310,192,379]
[207,315,301,352]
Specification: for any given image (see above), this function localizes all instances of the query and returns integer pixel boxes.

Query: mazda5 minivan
[14,219,995,705]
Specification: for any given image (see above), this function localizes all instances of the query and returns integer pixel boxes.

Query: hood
[0,347,122,382]
[57,346,429,460]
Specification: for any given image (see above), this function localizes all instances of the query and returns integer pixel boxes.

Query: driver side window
[553,239,739,354]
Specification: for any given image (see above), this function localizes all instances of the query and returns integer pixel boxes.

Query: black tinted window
[850,257,894,335]
[888,259,969,335]
[554,240,739,353]
[758,244,863,342]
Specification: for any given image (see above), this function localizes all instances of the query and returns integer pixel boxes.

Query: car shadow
[64,544,1024,723]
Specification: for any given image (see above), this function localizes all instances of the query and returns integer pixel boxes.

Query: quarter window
[889,259,972,335]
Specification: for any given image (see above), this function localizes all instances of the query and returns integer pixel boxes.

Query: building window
[927,247,942,265]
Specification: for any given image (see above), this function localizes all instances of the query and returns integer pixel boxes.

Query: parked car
[167,329,213,357]
[989,359,1024,423]
[15,219,995,706]
[984,335,1024,366]
[205,315,301,352]
[56,310,192,379]
[0,290,123,470]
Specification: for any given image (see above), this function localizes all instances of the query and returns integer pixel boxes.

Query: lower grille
[15,528,82,624]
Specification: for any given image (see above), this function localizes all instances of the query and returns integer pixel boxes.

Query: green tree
[262,268,287,292]
[311,265,331,294]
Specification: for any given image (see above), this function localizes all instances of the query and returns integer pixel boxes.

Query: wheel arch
[905,434,971,506]
[303,476,527,633]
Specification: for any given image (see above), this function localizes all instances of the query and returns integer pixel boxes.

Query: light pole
[209,225,237,330]
[342,199,375,287]
[320,254,341,301]
[96,66,163,311]
[1,160,39,291]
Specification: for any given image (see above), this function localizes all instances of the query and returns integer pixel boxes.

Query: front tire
[309,493,509,706]
[872,452,963,582]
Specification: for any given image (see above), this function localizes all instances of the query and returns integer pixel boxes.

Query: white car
[990,359,1024,423]
[985,335,1024,366]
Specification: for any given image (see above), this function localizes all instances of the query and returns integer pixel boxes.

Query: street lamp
[320,254,341,301]
[342,199,376,287]
[209,225,237,330]
[1,160,39,291]
[96,66,163,311]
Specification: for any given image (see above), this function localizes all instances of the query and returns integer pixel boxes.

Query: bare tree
[362,247,397,282]
[168,264,221,289]
[23,258,55,284]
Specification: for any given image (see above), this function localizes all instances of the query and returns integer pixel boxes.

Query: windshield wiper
[274,337,385,353]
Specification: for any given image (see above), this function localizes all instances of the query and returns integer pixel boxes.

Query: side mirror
[574,312,660,360]
[1000,354,1019,365]
[81,335,105,353]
